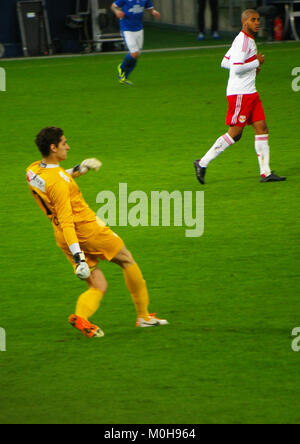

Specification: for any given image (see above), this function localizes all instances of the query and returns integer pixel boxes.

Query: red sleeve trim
[245,55,257,63]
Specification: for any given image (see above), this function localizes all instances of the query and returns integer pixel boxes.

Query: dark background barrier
[0,0,80,57]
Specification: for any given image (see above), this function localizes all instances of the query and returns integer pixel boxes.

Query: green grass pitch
[0,31,300,424]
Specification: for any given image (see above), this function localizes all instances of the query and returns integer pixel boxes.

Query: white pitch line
[1,40,299,62]
[0,45,230,62]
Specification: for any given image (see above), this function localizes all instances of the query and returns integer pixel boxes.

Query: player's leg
[194,94,246,184]
[75,268,107,320]
[69,268,107,338]
[251,95,285,181]
[253,120,286,182]
[194,126,244,184]
[253,120,270,177]
[124,51,139,78]
[111,247,149,319]
[118,32,135,82]
[197,0,206,40]
[111,246,168,327]
[118,31,142,84]
[210,0,220,39]
[198,128,239,167]
[123,29,144,80]
[61,222,120,338]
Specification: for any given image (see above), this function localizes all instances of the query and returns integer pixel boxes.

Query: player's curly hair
[35,127,64,157]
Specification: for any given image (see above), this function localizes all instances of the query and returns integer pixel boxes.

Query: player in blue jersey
[111,0,161,85]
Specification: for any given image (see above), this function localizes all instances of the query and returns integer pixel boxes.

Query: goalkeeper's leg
[69,268,107,338]
[75,268,107,320]
[111,246,168,327]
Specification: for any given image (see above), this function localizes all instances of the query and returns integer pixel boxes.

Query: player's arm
[230,43,260,75]
[221,50,231,70]
[256,53,265,67]
[146,1,160,18]
[66,158,102,178]
[111,2,125,19]
[255,54,265,76]
[48,181,90,279]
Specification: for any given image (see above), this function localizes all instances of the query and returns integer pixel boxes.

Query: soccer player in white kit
[194,9,286,183]
[111,0,161,85]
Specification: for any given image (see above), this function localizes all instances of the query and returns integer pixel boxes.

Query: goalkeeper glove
[79,158,102,175]
[73,252,91,280]
[66,158,102,178]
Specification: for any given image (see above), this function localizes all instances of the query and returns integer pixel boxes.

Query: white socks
[199,133,272,178]
[199,133,235,168]
[255,135,271,178]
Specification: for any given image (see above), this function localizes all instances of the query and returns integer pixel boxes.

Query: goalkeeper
[26,127,167,338]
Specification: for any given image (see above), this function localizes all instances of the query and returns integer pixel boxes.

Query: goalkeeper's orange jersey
[26,161,96,248]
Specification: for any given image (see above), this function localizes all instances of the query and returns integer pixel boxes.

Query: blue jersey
[114,0,154,32]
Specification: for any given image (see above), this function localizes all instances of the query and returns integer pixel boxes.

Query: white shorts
[122,30,144,54]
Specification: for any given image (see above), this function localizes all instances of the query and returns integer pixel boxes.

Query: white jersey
[221,31,260,96]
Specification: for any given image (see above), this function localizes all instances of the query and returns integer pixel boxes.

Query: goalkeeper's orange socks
[75,288,104,320]
[74,263,149,321]
[123,263,150,319]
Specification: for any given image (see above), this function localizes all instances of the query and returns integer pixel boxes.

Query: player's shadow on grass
[191,173,258,186]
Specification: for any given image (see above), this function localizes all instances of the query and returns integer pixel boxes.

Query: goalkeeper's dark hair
[35,127,64,157]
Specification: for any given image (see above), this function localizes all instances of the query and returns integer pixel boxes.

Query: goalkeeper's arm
[66,158,102,178]
[72,250,91,280]
[49,182,91,280]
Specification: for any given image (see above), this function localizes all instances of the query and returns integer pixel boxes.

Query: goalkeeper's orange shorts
[54,219,124,271]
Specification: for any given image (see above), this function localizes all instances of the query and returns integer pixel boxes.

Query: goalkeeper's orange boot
[136,313,169,328]
[68,314,104,338]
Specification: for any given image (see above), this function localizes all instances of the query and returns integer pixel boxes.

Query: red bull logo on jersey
[239,115,247,123]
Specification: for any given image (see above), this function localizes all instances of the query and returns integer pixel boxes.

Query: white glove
[73,252,91,280]
[79,158,102,175]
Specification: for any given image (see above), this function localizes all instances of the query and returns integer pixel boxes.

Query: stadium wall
[144,0,258,31]
[0,0,259,58]
[0,0,79,57]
